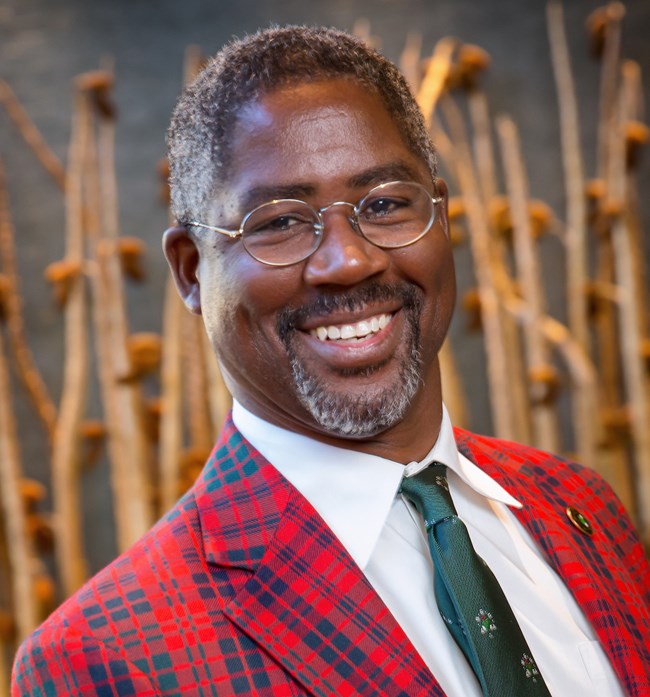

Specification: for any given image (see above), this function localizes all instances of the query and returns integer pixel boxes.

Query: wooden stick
[352,18,376,48]
[416,38,457,128]
[79,91,126,534]
[183,45,204,86]
[621,60,649,340]
[96,74,154,536]
[399,32,423,93]
[609,68,650,546]
[592,241,624,438]
[585,25,637,516]
[0,642,9,697]
[596,3,626,177]
[547,2,589,352]
[0,531,11,618]
[547,1,597,466]
[182,312,213,452]
[0,329,38,640]
[618,60,649,521]
[79,71,153,551]
[621,59,644,122]
[497,114,560,452]
[50,88,91,597]
[0,161,57,443]
[0,80,66,191]
[438,339,468,429]
[413,39,471,432]
[0,526,13,680]
[159,276,184,512]
[468,90,497,206]
[593,3,625,422]
[499,291,598,442]
[465,87,531,444]
[157,45,210,512]
[434,99,515,440]
[501,293,595,388]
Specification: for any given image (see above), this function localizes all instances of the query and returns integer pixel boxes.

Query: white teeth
[310,313,393,342]
[356,321,371,337]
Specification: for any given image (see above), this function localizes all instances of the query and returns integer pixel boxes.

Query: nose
[303,204,390,286]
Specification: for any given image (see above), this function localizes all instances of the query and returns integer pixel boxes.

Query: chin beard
[277,283,424,438]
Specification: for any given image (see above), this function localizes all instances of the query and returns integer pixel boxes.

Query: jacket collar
[455,427,650,697]
[193,418,440,697]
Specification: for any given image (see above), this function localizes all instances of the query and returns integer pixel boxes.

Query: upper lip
[297,303,401,331]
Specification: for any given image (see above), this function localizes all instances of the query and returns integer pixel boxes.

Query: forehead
[221,79,430,211]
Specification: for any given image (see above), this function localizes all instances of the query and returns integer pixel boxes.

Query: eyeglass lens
[242,181,434,266]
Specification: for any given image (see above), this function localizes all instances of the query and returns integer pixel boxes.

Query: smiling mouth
[309,312,394,342]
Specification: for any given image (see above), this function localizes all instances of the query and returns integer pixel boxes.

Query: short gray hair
[167,25,436,225]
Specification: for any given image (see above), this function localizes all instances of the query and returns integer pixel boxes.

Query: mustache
[276,282,422,342]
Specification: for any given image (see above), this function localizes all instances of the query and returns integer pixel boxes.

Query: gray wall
[1,0,649,577]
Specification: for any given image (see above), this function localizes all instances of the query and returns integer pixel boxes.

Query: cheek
[410,239,456,333]
[199,249,303,346]
[197,255,237,337]
[431,247,457,313]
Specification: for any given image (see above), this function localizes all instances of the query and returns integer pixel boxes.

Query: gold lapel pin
[566,506,594,536]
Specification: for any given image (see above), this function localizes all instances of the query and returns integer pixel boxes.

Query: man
[12,26,650,697]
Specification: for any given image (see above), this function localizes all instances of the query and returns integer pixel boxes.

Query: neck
[231,369,445,465]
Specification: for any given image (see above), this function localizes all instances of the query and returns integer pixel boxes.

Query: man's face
[168,78,456,452]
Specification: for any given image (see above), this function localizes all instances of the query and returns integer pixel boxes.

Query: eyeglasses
[188,180,442,267]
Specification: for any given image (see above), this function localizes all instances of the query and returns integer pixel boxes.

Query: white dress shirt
[232,401,624,697]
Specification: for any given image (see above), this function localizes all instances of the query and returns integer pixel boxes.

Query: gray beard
[278,284,424,438]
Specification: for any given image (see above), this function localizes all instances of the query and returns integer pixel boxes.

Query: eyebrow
[347,162,423,189]
[239,161,424,213]
[241,183,317,211]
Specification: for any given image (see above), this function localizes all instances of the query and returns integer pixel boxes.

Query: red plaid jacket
[12,417,650,696]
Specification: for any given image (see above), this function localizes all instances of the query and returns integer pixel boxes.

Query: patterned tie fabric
[400,463,552,697]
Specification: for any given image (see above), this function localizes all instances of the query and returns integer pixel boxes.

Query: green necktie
[400,463,552,697]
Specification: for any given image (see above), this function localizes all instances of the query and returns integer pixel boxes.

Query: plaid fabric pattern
[457,428,650,697]
[12,418,650,696]
[12,422,436,697]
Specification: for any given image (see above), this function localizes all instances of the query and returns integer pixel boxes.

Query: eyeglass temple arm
[186,221,241,239]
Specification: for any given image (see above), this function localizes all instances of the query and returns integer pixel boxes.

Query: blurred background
[1,0,649,684]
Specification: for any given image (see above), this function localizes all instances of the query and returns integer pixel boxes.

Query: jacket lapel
[195,420,441,697]
[456,428,650,696]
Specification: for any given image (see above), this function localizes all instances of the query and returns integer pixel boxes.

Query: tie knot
[399,463,457,527]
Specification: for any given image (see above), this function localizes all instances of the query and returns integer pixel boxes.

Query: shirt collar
[231,401,520,571]
[404,407,522,510]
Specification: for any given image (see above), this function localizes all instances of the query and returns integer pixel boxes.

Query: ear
[162,225,202,315]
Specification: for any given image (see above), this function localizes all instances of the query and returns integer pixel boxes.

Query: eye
[248,213,313,235]
[366,197,401,216]
[360,195,412,224]
[265,215,306,231]
[244,198,317,234]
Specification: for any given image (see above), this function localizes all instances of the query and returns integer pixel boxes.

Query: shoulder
[12,625,160,696]
[453,426,606,490]
[11,489,239,695]
[452,426,637,542]
[454,427,650,593]
[15,489,195,630]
